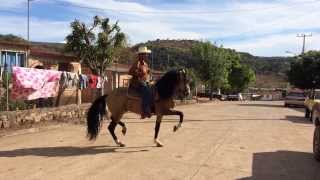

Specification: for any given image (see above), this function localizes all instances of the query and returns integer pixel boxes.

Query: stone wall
[0,99,196,130]
[0,104,90,129]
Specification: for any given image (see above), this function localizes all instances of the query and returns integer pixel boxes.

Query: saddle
[127,81,158,99]
[127,83,157,114]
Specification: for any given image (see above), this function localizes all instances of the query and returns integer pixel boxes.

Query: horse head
[155,69,191,100]
[176,69,191,97]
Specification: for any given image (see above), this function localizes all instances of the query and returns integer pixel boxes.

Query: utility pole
[297,33,312,54]
[27,0,34,67]
[28,0,30,42]
[27,0,35,41]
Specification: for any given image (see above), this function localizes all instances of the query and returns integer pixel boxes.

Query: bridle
[178,69,189,97]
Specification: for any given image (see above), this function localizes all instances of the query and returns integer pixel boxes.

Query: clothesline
[10,66,108,100]
[60,71,107,90]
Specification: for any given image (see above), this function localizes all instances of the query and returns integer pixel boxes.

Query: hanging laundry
[88,75,98,88]
[79,74,88,90]
[96,76,102,88]
[96,76,108,88]
[60,72,78,88]
[0,66,3,81]
[11,67,61,100]
[59,71,68,88]
[71,73,79,87]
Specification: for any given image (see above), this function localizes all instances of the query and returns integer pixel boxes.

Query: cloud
[0,15,70,42]
[61,0,152,12]
[227,32,320,56]
[120,21,202,44]
[1,0,320,56]
[0,0,26,9]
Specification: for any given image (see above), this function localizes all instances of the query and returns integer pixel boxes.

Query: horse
[86,69,191,147]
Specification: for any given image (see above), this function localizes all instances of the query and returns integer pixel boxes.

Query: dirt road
[0,101,319,180]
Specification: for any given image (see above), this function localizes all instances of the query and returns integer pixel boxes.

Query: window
[0,51,26,71]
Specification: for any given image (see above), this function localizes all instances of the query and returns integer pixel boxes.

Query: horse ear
[178,69,186,81]
[179,69,185,74]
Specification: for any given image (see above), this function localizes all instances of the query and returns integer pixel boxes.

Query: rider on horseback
[129,46,152,119]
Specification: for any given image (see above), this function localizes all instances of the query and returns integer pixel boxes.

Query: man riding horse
[86,47,191,147]
[129,46,152,119]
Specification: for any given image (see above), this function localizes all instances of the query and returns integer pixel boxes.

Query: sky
[0,0,319,57]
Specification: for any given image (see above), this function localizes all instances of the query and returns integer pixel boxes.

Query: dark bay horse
[86,69,191,147]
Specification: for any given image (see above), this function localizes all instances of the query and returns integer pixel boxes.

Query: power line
[297,33,312,54]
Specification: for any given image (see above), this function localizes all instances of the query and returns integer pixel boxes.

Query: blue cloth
[137,81,152,115]
[79,74,88,90]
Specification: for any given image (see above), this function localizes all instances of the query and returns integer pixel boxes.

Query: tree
[192,42,230,100]
[115,47,135,64]
[0,34,27,43]
[228,65,256,93]
[288,51,320,89]
[65,16,126,95]
[186,68,200,91]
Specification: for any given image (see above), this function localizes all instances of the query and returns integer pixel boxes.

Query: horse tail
[87,95,108,140]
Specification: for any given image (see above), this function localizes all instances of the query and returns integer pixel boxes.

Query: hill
[132,40,200,70]
[130,39,292,88]
[0,34,291,88]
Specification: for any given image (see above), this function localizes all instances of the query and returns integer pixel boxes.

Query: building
[0,40,80,106]
[0,39,164,107]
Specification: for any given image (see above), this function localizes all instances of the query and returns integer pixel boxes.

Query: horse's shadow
[0,145,152,158]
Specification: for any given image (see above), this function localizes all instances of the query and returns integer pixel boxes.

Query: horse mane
[155,69,181,99]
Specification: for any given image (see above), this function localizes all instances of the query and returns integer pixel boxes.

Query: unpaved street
[0,101,319,180]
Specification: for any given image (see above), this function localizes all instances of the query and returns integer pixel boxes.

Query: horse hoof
[173,125,178,132]
[116,140,126,147]
[118,142,126,147]
[122,127,127,136]
[156,142,164,147]
[154,139,164,147]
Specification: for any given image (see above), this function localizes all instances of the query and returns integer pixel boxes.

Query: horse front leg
[154,115,164,147]
[164,110,184,132]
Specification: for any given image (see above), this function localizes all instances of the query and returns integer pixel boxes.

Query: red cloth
[89,75,98,88]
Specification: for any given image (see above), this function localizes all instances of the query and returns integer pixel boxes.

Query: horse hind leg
[108,117,125,147]
[118,121,127,136]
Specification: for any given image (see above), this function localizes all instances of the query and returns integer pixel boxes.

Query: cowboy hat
[138,46,151,54]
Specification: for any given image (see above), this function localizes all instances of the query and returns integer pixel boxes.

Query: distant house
[29,42,81,105]
[0,40,81,106]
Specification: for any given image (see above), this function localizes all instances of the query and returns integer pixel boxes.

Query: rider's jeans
[137,81,152,115]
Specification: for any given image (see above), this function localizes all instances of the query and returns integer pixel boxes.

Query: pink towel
[11,67,62,100]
